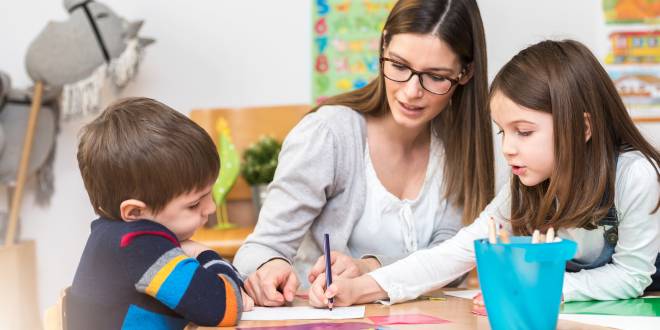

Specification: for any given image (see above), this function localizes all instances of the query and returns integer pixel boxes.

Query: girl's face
[383,33,467,130]
[490,91,555,186]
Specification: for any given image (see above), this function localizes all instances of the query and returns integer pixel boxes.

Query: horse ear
[125,20,144,39]
[63,0,88,12]
[138,37,155,48]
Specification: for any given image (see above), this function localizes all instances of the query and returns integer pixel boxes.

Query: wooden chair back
[190,104,309,225]
[43,287,69,330]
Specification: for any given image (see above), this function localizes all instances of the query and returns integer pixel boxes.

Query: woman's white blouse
[348,133,459,259]
[368,151,660,303]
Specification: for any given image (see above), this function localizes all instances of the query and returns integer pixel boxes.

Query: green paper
[561,298,660,317]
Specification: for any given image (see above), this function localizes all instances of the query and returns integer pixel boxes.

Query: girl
[234,0,496,307]
[309,39,660,306]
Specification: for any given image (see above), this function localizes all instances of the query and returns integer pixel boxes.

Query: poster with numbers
[312,0,397,105]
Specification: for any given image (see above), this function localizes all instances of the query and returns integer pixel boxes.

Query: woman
[233,0,494,306]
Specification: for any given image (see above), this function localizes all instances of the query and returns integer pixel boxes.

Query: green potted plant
[241,136,282,217]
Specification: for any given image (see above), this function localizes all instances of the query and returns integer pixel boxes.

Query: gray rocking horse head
[25,0,155,117]
[0,0,153,242]
[0,0,154,201]
[1,0,153,243]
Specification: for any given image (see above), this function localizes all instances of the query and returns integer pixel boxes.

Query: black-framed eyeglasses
[380,57,463,95]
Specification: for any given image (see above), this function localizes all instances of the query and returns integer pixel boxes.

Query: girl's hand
[308,275,359,308]
[308,251,380,284]
[308,274,386,308]
[472,292,487,315]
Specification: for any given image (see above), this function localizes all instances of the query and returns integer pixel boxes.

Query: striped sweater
[68,218,243,329]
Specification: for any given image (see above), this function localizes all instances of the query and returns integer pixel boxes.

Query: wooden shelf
[191,226,254,261]
[634,117,660,123]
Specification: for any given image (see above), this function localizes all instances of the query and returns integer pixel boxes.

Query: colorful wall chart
[312,0,396,105]
[603,0,660,24]
[602,0,660,120]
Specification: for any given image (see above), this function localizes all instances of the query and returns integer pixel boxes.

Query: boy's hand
[308,251,380,284]
[244,258,299,306]
[180,240,211,258]
[308,274,384,308]
[241,289,254,312]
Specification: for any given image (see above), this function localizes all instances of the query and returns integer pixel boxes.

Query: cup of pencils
[474,219,577,330]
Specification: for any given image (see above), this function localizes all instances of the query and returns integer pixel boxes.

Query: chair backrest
[43,287,69,330]
[190,104,310,200]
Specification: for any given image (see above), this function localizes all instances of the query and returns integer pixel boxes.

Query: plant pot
[250,184,269,221]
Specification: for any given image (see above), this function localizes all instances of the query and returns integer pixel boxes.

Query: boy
[69,97,253,329]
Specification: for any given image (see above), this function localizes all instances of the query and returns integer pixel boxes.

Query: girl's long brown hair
[315,0,494,225]
[490,40,660,234]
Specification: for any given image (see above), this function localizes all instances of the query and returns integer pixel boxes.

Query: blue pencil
[323,233,334,310]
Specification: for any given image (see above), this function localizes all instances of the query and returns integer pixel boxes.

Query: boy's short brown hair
[77,97,219,220]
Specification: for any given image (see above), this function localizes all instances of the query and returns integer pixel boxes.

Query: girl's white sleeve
[367,187,511,303]
[563,157,660,301]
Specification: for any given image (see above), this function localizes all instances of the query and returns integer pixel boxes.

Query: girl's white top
[369,151,660,303]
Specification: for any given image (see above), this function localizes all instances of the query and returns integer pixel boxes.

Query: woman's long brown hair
[490,40,660,234]
[314,0,494,225]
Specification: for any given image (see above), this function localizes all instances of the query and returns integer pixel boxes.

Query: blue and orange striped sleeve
[197,250,244,287]
[119,223,243,326]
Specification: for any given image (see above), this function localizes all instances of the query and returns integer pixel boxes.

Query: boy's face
[490,91,555,187]
[148,184,216,241]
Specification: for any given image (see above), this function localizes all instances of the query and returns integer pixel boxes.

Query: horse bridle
[68,0,111,64]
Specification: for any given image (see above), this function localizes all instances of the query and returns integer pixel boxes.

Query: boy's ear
[584,112,592,142]
[119,199,148,222]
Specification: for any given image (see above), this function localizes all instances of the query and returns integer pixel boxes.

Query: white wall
[1,0,658,316]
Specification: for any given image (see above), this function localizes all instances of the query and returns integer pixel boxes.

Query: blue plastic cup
[474,236,577,330]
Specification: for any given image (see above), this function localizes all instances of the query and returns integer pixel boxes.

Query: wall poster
[312,0,397,104]
[602,0,660,120]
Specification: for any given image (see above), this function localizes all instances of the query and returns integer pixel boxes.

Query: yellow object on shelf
[212,117,239,230]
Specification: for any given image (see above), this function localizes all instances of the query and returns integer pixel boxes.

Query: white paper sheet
[241,306,366,321]
[558,314,660,330]
[443,289,480,300]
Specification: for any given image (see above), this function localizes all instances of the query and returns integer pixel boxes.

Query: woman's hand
[308,274,386,308]
[244,258,300,306]
[308,251,381,284]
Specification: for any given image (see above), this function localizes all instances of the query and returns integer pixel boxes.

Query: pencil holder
[474,236,577,330]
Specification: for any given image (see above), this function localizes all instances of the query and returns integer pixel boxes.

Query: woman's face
[382,33,467,130]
